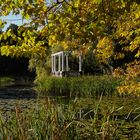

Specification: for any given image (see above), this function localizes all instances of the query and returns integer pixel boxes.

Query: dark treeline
[0,55,34,77]
[0,24,35,77]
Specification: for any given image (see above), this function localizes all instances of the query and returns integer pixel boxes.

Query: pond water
[0,85,38,115]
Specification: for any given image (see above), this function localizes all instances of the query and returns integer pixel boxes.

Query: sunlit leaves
[117,62,140,96]
[95,37,114,62]
[48,0,101,54]
[0,24,48,60]
[0,20,6,29]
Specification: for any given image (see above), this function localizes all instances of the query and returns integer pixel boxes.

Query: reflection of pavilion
[51,51,82,77]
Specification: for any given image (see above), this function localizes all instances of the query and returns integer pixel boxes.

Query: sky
[0,0,55,31]
[0,14,29,31]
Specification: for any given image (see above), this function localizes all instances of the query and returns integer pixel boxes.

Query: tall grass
[35,76,121,97]
[0,97,140,139]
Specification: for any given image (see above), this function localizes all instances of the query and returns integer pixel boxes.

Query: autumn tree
[0,0,140,94]
[0,0,66,80]
[95,1,140,95]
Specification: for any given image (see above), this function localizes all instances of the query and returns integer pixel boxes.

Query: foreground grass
[0,97,140,140]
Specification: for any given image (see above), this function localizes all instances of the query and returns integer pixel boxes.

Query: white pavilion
[51,51,82,77]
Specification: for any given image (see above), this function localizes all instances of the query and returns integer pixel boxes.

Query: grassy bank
[0,97,140,139]
[35,76,121,97]
[0,77,15,87]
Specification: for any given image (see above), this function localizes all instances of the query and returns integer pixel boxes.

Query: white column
[51,55,53,73]
[54,55,56,72]
[66,54,69,71]
[58,54,61,71]
[79,55,82,72]
[62,52,64,71]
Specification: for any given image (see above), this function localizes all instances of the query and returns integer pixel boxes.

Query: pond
[0,83,140,139]
[0,84,37,117]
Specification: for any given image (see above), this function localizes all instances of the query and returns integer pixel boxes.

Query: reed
[35,75,121,97]
[0,97,140,139]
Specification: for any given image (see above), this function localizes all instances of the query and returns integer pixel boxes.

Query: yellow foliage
[95,37,114,63]
[118,82,140,96]
[112,68,125,78]
[117,62,140,96]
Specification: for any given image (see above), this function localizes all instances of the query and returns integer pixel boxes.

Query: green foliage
[35,76,121,97]
[0,25,48,58]
[82,49,101,74]
[1,0,140,62]
[0,24,50,78]
[96,2,140,67]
